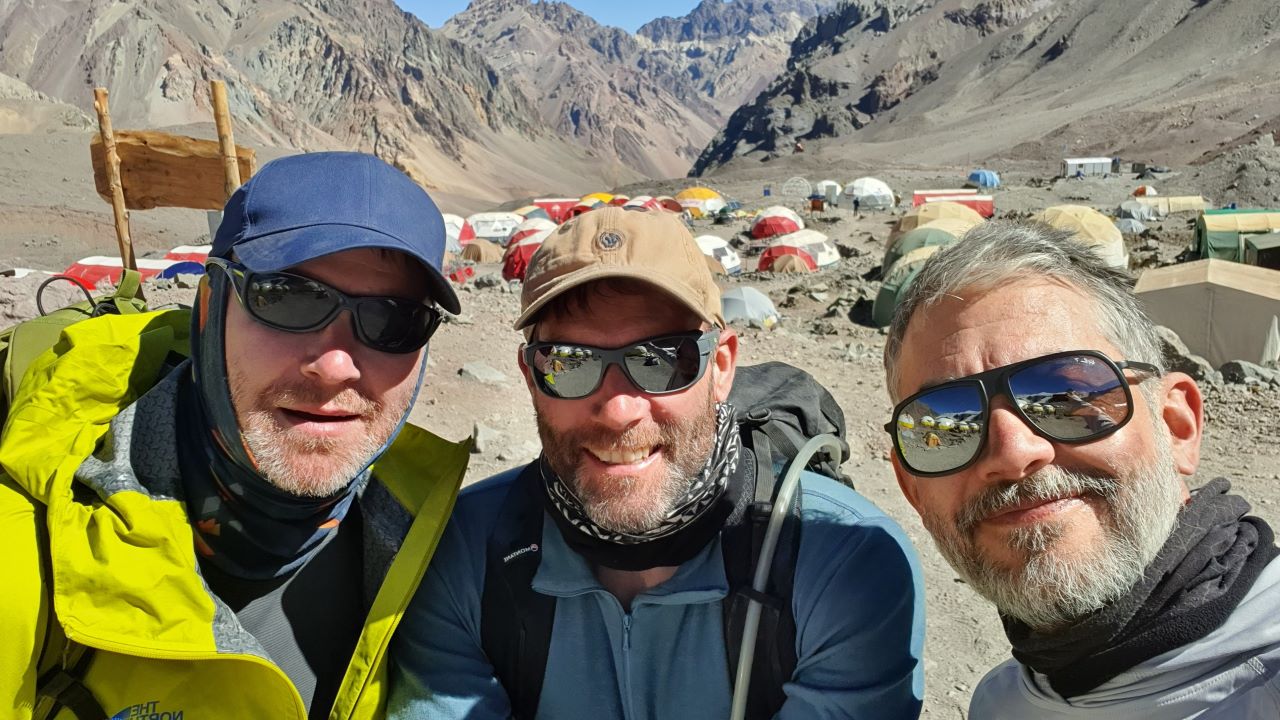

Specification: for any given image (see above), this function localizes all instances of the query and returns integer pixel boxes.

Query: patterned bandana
[543,402,739,546]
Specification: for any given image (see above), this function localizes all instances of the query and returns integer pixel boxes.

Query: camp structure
[704,254,727,275]
[164,245,210,263]
[565,198,606,220]
[1194,209,1280,262]
[920,193,994,218]
[1245,232,1280,270]
[654,196,685,213]
[675,187,727,219]
[911,189,977,206]
[883,219,966,271]
[582,192,614,205]
[768,254,813,273]
[532,198,579,224]
[1135,259,1280,367]
[967,169,1000,189]
[873,245,943,327]
[1062,157,1115,177]
[750,206,804,239]
[460,238,504,263]
[814,180,843,198]
[757,229,839,272]
[1134,196,1210,217]
[624,195,664,211]
[1132,185,1157,197]
[1034,205,1128,269]
[1116,200,1158,222]
[513,204,552,222]
[891,201,985,241]
[722,287,779,329]
[466,211,524,246]
[508,217,557,246]
[781,176,813,198]
[442,213,474,253]
[1115,218,1148,235]
[502,227,553,281]
[61,256,186,290]
[843,177,895,210]
[608,195,630,206]
[695,235,742,276]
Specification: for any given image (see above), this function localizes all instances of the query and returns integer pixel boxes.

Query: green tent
[883,226,959,274]
[873,246,942,328]
[1195,209,1280,261]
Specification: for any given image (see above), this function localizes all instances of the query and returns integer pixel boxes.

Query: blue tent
[967,169,1001,188]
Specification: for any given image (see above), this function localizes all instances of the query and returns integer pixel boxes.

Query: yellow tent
[1135,196,1210,216]
[676,186,726,219]
[891,202,984,241]
[1033,205,1128,269]
[460,239,504,263]
[769,254,814,273]
[582,192,614,204]
[676,186,722,202]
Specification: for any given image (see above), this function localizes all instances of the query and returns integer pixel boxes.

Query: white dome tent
[843,177,895,210]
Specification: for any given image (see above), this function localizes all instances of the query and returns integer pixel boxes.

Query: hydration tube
[729,433,844,720]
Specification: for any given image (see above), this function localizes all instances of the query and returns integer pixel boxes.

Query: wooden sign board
[90,130,255,211]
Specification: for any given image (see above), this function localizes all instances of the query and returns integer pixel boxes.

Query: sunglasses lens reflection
[895,383,984,475]
[1008,354,1130,440]
[530,346,606,399]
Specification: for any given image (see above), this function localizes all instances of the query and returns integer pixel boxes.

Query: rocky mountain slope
[0,0,631,200]
[694,0,1280,174]
[444,0,834,179]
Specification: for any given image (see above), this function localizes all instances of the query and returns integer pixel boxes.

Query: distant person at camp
[794,139,804,153]
[391,206,925,719]
[883,220,1280,718]
[0,152,469,719]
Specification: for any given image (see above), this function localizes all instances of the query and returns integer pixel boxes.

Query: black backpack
[479,362,848,719]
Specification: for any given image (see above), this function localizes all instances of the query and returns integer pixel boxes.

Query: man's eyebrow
[914,374,966,393]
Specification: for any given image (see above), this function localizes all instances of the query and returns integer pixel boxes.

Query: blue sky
[397,0,701,32]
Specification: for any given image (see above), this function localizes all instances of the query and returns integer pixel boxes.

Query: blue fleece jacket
[389,468,925,719]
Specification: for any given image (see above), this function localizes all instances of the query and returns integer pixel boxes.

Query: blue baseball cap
[212,151,460,314]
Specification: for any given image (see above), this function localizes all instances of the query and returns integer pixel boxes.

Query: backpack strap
[35,643,104,720]
[721,429,800,720]
[479,463,556,720]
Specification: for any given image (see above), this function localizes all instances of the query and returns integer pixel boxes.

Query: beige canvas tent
[1034,205,1128,269]
[1134,196,1210,216]
[1135,259,1280,367]
[460,239,504,262]
[890,201,984,241]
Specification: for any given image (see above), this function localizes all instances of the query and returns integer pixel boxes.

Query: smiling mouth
[586,445,659,465]
[281,408,360,423]
[984,494,1084,525]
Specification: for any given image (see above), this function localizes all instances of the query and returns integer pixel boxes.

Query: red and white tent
[911,188,977,207]
[757,230,839,272]
[164,245,210,263]
[61,256,178,290]
[532,198,579,224]
[442,213,475,252]
[466,211,524,245]
[502,228,554,281]
[508,217,557,246]
[750,206,804,239]
[565,198,605,220]
[921,193,994,218]
[623,195,664,211]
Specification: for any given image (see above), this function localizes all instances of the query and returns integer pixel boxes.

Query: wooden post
[210,80,242,199]
[92,87,137,271]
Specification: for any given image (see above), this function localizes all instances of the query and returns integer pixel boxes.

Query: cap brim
[231,224,461,315]
[513,265,718,331]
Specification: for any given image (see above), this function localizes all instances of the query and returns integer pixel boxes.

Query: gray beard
[925,428,1184,630]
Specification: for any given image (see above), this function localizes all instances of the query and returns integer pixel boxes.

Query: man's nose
[591,363,649,431]
[300,312,363,386]
[975,397,1055,482]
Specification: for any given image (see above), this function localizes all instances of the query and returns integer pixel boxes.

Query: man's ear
[890,451,925,516]
[1158,371,1203,477]
[712,328,738,403]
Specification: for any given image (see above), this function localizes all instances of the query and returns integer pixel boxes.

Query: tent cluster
[873,202,987,327]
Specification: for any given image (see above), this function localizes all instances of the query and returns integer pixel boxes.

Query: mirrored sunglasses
[886,350,1160,477]
[524,329,720,399]
[205,257,442,354]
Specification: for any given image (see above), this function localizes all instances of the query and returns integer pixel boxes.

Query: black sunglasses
[205,257,442,354]
[886,350,1160,477]
[524,329,720,399]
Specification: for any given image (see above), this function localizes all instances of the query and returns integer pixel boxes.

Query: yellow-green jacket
[0,310,470,719]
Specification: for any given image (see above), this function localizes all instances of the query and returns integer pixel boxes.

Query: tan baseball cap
[514,206,725,331]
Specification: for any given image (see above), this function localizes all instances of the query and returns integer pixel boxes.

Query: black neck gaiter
[1004,478,1279,698]
[542,403,744,571]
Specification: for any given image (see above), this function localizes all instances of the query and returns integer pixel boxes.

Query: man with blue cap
[0,152,470,719]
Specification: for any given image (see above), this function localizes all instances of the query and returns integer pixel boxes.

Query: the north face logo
[110,700,184,719]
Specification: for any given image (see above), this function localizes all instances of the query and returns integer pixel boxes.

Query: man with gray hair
[882,220,1280,717]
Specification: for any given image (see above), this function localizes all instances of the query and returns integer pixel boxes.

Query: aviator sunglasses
[886,350,1160,477]
[205,256,443,354]
[524,329,720,399]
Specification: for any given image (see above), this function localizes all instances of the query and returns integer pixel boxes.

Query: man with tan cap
[390,207,925,719]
